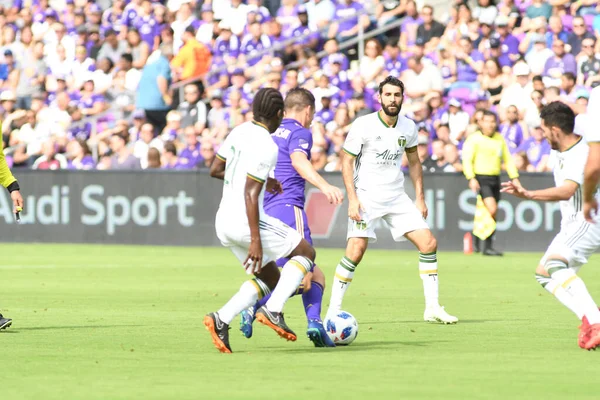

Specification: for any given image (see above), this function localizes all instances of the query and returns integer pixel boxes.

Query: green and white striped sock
[419,252,439,309]
[536,273,583,319]
[328,256,357,313]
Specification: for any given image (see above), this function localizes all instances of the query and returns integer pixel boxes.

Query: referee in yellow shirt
[0,136,23,330]
[462,110,520,256]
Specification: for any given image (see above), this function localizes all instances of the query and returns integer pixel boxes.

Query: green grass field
[2,243,600,400]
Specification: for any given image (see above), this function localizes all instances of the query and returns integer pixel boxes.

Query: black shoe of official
[483,247,503,256]
[203,312,232,353]
[255,306,297,341]
[474,236,481,253]
[0,314,12,330]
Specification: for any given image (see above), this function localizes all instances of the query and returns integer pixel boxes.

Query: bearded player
[325,76,458,324]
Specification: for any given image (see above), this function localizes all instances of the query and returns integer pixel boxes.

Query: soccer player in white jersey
[204,88,317,353]
[325,76,458,324]
[502,101,600,350]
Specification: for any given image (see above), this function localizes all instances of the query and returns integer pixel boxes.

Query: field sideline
[2,243,600,400]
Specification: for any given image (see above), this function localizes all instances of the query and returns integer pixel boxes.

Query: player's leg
[0,313,12,330]
[204,246,279,353]
[402,228,458,324]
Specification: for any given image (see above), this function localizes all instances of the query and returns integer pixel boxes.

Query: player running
[239,88,344,347]
[0,128,23,331]
[325,76,458,324]
[501,101,600,350]
[204,88,317,353]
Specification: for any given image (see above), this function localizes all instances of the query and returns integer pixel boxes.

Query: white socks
[420,252,440,309]
[217,278,270,325]
[328,256,357,313]
[265,256,313,313]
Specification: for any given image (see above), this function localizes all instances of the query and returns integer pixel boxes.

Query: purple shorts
[264,203,312,267]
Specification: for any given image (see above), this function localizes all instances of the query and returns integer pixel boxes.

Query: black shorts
[476,175,500,202]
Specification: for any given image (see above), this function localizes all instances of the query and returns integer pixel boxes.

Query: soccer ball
[324,311,358,346]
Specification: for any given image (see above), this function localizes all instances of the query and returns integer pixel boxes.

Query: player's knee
[535,264,548,276]
[291,239,316,262]
[425,236,437,253]
[346,239,367,264]
[312,266,326,288]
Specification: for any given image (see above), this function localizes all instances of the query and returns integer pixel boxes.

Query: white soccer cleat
[423,306,458,324]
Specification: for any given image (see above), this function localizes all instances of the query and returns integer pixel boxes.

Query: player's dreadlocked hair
[252,88,284,122]
[540,101,575,134]
[284,87,315,112]
[378,75,405,96]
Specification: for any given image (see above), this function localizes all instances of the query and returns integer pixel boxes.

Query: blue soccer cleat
[239,305,256,338]
[307,319,335,347]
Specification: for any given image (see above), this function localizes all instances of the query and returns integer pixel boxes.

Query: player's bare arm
[244,176,265,274]
[209,155,226,180]
[341,150,363,222]
[583,142,600,221]
[265,177,283,195]
[501,180,578,201]
[290,152,343,204]
[406,146,428,219]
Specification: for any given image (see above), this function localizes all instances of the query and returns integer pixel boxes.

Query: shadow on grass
[360,318,531,325]
[264,339,450,353]
[5,324,145,332]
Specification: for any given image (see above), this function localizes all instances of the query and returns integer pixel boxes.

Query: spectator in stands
[453,36,484,90]
[196,4,215,45]
[383,38,405,78]
[399,0,422,54]
[525,0,552,20]
[136,44,172,132]
[543,39,577,87]
[473,0,498,26]
[347,92,371,120]
[499,105,524,153]
[443,143,462,172]
[374,0,406,28]
[199,137,215,169]
[207,91,229,139]
[66,139,95,170]
[422,139,447,173]
[402,55,443,102]
[171,2,200,51]
[177,83,207,132]
[328,0,370,41]
[109,132,141,170]
[315,95,334,125]
[178,125,202,168]
[160,110,182,142]
[578,37,600,87]
[147,147,161,169]
[171,26,210,82]
[499,62,534,120]
[513,152,530,172]
[515,124,550,172]
[133,122,164,169]
[32,138,68,170]
[416,5,445,54]
[568,16,595,57]
[126,28,150,70]
[97,29,128,65]
[239,20,272,70]
[546,16,568,49]
[441,98,470,144]
[213,21,240,68]
[480,58,506,105]
[162,141,180,169]
[524,33,553,75]
[359,38,385,87]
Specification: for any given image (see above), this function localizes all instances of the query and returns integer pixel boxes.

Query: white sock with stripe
[547,259,600,324]
[536,273,583,319]
[419,252,439,309]
[328,256,357,313]
[266,256,313,313]
[217,278,270,325]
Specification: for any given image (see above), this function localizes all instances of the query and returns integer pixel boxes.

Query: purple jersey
[264,118,312,209]
[516,137,551,167]
[543,54,577,78]
[315,108,334,125]
[240,35,271,66]
[291,25,318,47]
[276,5,299,37]
[121,5,138,29]
[500,34,520,56]
[329,71,351,94]
[213,35,240,61]
[103,9,124,33]
[67,122,92,141]
[178,143,203,169]
[68,155,96,170]
[334,1,365,34]
[456,50,484,82]
[320,53,349,76]
[500,122,524,153]
[384,54,406,77]
[401,15,424,46]
[135,15,159,47]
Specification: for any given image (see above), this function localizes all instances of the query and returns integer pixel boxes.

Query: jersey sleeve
[288,128,313,158]
[216,134,231,161]
[563,145,588,185]
[585,88,600,142]
[405,121,419,149]
[343,118,364,157]
[247,141,277,184]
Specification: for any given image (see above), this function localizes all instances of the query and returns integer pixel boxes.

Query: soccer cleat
[239,305,256,339]
[424,306,459,324]
[483,248,503,256]
[255,306,297,341]
[584,324,600,351]
[203,312,232,353]
[0,314,12,330]
[578,316,591,349]
[307,319,336,348]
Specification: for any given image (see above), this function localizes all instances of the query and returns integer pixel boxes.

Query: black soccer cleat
[255,306,297,341]
[0,314,12,330]
[203,312,232,353]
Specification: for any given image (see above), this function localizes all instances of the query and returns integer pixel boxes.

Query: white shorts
[347,191,429,243]
[540,218,600,271]
[216,213,302,269]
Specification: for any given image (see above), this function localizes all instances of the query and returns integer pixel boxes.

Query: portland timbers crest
[398,136,407,147]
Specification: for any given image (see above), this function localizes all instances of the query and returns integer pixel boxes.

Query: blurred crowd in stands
[1,0,600,172]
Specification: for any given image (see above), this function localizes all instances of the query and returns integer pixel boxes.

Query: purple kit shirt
[516,137,551,167]
[276,5,299,37]
[291,25,319,46]
[68,156,96,170]
[178,143,203,169]
[500,34,520,57]
[121,4,138,29]
[401,15,424,46]
[315,108,334,125]
[103,9,124,34]
[213,36,240,61]
[135,15,159,47]
[334,1,365,35]
[543,54,578,77]
[264,118,312,210]
[384,54,406,77]
[240,35,271,66]
[500,122,524,153]
[456,50,484,82]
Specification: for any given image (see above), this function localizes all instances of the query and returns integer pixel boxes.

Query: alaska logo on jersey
[375,149,402,166]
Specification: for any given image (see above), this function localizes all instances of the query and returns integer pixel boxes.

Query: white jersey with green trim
[342,111,418,203]
[547,138,589,224]
[584,86,600,142]
[215,121,278,221]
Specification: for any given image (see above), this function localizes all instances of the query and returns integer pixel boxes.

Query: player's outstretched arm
[244,176,265,274]
[584,142,600,221]
[406,147,428,219]
[290,152,343,204]
[341,150,363,222]
[209,155,226,180]
[500,180,577,201]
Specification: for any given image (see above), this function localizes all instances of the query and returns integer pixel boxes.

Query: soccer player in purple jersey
[239,88,344,347]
